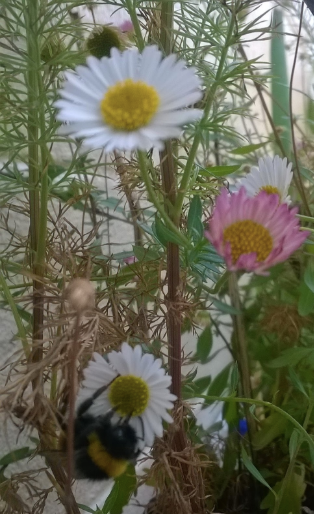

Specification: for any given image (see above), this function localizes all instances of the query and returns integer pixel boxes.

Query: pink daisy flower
[205,187,309,275]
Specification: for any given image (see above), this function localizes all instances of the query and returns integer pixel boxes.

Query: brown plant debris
[144,404,213,514]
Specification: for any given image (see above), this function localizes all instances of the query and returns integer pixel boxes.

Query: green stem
[173,7,236,219]
[0,282,33,290]
[0,269,30,357]
[137,151,190,248]
[228,272,256,457]
[288,2,311,217]
[300,226,314,233]
[25,0,48,390]
[125,0,145,51]
[26,0,40,261]
[160,1,173,54]
[36,164,49,273]
[36,82,50,272]
[297,214,314,223]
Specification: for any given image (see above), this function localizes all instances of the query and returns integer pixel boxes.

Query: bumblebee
[62,384,141,480]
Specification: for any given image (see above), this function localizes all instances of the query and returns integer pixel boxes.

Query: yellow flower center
[100,79,160,131]
[223,220,273,264]
[258,185,281,198]
[108,375,150,417]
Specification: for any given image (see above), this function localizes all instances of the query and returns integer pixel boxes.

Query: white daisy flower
[236,156,293,204]
[76,343,177,447]
[54,45,203,152]
[70,3,132,31]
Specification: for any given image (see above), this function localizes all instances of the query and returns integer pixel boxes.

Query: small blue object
[238,418,248,436]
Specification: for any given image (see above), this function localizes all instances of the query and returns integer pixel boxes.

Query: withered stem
[160,142,181,400]
[66,313,81,502]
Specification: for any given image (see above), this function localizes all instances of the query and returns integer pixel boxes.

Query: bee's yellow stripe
[87,433,128,478]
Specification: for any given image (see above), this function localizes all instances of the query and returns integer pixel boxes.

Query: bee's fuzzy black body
[73,396,139,480]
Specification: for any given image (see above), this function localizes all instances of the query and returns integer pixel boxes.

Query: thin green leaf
[0,447,33,467]
[308,441,314,468]
[268,348,314,368]
[288,367,309,398]
[77,504,98,514]
[298,280,314,316]
[187,196,203,241]
[205,364,231,405]
[193,325,213,363]
[199,164,241,177]
[241,446,277,498]
[230,143,266,155]
[289,430,300,461]
[132,245,160,262]
[304,261,314,293]
[194,375,212,394]
[48,164,66,181]
[101,466,137,514]
[271,8,291,155]
[153,217,185,247]
[305,96,314,135]
[209,297,240,315]
[252,413,287,450]
[230,363,239,393]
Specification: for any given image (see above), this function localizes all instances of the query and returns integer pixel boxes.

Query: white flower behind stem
[76,343,177,448]
[236,156,293,204]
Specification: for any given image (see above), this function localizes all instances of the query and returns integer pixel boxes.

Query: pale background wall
[0,0,313,512]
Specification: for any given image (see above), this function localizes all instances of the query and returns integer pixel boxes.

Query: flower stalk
[124,0,144,51]
[228,272,256,441]
[137,151,190,247]
[173,5,237,219]
[25,0,50,379]
[24,1,79,513]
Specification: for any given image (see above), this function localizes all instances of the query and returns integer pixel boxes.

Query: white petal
[160,93,203,112]
[133,345,144,375]
[140,125,182,140]
[120,343,136,373]
[160,411,174,424]
[69,125,110,138]
[141,413,155,446]
[129,417,145,449]
[84,132,117,149]
[56,46,202,151]
[108,350,128,375]
[86,56,111,88]
[105,131,155,152]
[139,46,163,83]
[74,65,105,97]
[153,109,202,124]
[145,407,164,437]
[158,88,201,109]
[63,73,103,102]
[150,397,175,410]
[56,106,101,123]
[145,373,171,388]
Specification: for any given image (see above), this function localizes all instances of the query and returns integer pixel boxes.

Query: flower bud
[86,26,122,59]
[66,278,95,313]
